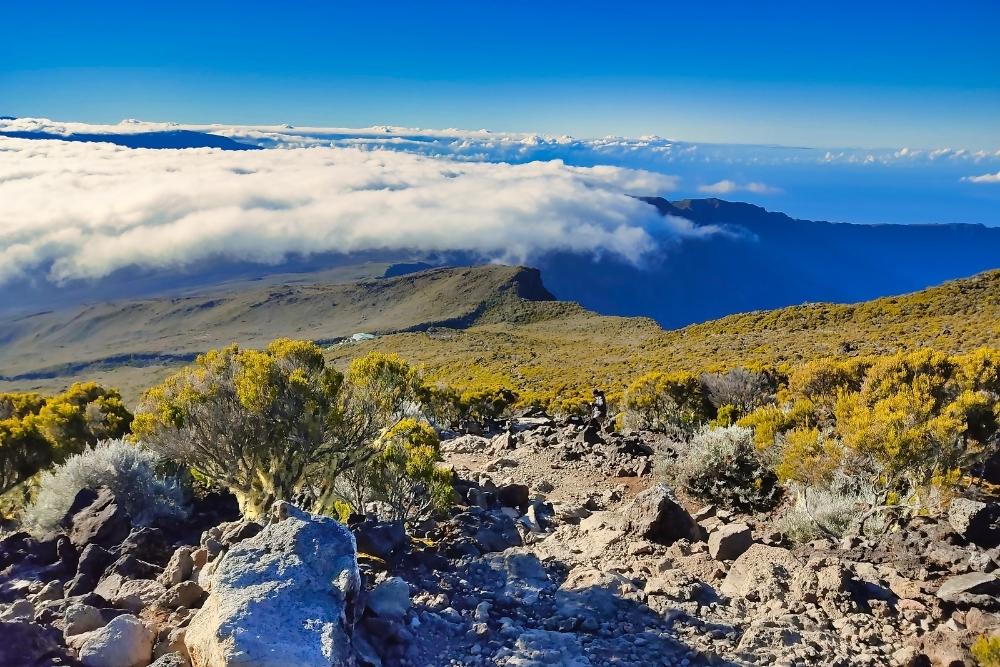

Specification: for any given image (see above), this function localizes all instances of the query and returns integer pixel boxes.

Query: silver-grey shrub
[673,425,780,511]
[24,438,188,535]
[779,476,886,543]
[700,368,774,414]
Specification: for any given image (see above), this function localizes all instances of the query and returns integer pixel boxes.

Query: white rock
[79,614,154,667]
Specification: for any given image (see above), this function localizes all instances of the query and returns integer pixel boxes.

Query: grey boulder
[184,502,360,667]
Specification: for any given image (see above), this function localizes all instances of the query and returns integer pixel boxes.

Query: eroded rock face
[184,503,360,667]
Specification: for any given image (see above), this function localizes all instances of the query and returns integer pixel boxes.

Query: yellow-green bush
[774,427,844,487]
[972,634,1000,667]
[737,399,815,449]
[351,418,453,524]
[0,384,132,494]
[834,354,987,492]
[135,341,414,518]
[622,370,709,431]
[761,349,998,507]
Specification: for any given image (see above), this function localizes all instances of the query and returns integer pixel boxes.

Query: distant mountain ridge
[532,197,1000,327]
[0,129,259,150]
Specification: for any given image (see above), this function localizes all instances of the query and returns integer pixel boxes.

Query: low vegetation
[0,383,132,498]
[628,349,999,539]
[673,425,781,511]
[24,438,188,534]
[973,634,1000,667]
[325,269,1000,417]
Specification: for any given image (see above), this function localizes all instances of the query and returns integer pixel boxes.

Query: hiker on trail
[590,389,607,425]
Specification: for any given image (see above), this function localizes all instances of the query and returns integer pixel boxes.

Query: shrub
[459,386,519,423]
[623,371,709,432]
[134,341,415,518]
[737,399,815,449]
[788,358,868,407]
[835,372,974,492]
[0,418,52,494]
[775,427,845,487]
[32,383,133,458]
[336,418,452,524]
[700,368,775,417]
[710,404,738,428]
[779,472,900,544]
[972,634,1000,667]
[673,425,780,511]
[0,384,132,495]
[24,438,188,535]
[546,391,593,419]
[414,381,462,428]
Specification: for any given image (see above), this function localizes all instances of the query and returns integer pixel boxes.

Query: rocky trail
[2,414,999,667]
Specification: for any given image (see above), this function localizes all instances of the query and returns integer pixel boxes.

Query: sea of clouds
[0,134,703,287]
[2,117,998,290]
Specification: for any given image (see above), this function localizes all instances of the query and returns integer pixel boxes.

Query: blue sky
[3,0,999,149]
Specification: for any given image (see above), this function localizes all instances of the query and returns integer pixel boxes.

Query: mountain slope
[325,268,1000,399]
[3,264,997,406]
[0,265,552,398]
[2,198,996,332]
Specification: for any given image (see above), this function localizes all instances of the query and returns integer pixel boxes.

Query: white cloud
[697,180,782,195]
[962,171,1000,184]
[0,137,696,287]
[5,117,999,169]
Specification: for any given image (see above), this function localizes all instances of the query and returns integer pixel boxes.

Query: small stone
[159,581,205,610]
[159,547,195,587]
[112,579,166,613]
[367,577,411,620]
[32,580,64,603]
[64,603,105,638]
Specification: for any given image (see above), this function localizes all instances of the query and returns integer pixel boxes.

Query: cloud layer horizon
[0,135,700,287]
[2,117,999,290]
